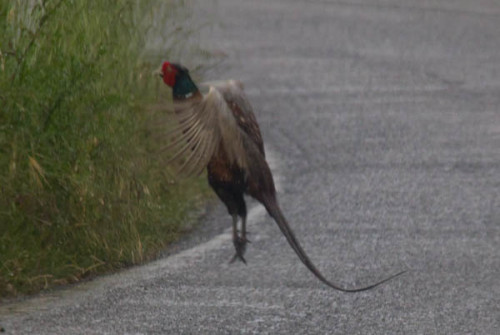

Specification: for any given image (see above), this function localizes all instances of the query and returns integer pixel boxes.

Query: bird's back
[204,80,265,157]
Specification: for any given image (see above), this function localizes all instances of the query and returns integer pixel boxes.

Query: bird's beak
[153,66,163,78]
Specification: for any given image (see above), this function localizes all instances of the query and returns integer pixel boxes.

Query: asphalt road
[2,0,500,333]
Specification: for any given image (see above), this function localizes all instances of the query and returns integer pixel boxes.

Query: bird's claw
[229,253,247,264]
[229,236,249,265]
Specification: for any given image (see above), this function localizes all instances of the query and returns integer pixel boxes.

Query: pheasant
[158,61,405,292]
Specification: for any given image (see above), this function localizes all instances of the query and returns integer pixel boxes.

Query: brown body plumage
[159,62,405,292]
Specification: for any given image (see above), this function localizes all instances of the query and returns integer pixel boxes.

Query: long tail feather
[262,195,407,292]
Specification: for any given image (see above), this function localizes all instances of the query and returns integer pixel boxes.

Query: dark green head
[160,61,199,99]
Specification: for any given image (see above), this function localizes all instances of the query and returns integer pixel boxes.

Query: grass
[0,0,211,298]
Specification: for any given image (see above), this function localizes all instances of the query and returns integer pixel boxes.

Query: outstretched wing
[161,83,249,177]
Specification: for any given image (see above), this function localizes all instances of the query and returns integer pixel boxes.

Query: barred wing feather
[165,85,248,176]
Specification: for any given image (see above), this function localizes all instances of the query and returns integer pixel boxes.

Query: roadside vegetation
[0,0,210,298]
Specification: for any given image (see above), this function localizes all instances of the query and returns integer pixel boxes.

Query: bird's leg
[241,214,250,244]
[231,213,239,244]
[230,214,247,264]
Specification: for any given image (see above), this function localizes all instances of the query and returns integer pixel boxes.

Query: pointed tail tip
[338,267,409,293]
[261,194,411,293]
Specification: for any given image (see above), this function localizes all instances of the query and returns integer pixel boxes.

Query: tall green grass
[0,0,209,298]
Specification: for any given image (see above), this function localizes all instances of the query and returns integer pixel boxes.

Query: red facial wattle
[161,61,177,87]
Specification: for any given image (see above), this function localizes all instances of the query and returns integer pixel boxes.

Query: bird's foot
[229,236,250,265]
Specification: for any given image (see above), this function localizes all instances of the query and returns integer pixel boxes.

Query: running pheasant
[158,61,405,292]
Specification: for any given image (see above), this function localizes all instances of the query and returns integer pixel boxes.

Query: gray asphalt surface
[2,0,500,334]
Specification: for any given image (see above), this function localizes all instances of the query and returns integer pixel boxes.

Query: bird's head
[159,61,180,87]
[159,61,198,98]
